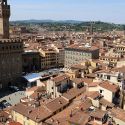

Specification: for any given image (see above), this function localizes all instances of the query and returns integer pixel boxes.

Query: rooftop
[66,43,99,52]
[45,97,69,113]
[110,108,125,122]
[12,103,51,123]
[62,87,86,101]
[52,74,70,86]
[99,82,119,93]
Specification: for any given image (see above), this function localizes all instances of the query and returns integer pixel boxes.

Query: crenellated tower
[0,0,10,38]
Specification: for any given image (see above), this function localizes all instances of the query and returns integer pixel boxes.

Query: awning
[23,73,42,83]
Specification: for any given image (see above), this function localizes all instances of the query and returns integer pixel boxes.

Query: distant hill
[10,20,125,32]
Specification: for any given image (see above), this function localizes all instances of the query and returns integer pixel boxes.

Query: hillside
[10,20,125,32]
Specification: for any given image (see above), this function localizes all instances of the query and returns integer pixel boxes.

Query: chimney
[37,92,40,100]
[50,77,53,80]
[59,100,62,104]
[81,107,84,111]
[28,110,32,114]
[56,120,60,125]
[70,110,73,117]
[69,40,74,45]
[34,101,40,108]
[51,118,54,122]
[35,116,39,120]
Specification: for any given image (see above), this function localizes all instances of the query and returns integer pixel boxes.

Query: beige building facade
[65,44,99,68]
[39,45,64,70]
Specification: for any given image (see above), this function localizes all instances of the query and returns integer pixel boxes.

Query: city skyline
[9,0,125,24]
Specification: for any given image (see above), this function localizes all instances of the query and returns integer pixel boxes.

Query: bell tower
[0,0,10,38]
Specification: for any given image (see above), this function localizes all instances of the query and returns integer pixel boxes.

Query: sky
[8,0,125,24]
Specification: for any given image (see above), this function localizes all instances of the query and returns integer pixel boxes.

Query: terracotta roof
[66,44,98,52]
[26,86,38,92]
[110,108,125,122]
[87,121,102,125]
[45,97,69,113]
[71,64,87,70]
[99,98,114,107]
[0,110,9,118]
[62,87,86,101]
[29,92,38,99]
[79,99,92,111]
[68,111,90,125]
[71,78,84,84]
[0,110,10,123]
[12,103,52,123]
[86,91,101,100]
[45,99,79,125]
[82,78,93,85]
[111,66,125,73]
[88,82,99,87]
[99,82,119,93]
[36,86,46,93]
[84,73,96,78]
[9,122,22,125]
[29,87,46,100]
[45,117,69,125]
[90,110,107,119]
[52,74,70,86]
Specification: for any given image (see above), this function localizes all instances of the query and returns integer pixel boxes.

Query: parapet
[0,38,22,44]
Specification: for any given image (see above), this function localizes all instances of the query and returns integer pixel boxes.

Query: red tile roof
[99,82,119,93]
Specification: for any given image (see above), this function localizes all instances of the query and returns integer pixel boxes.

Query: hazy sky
[8,0,125,24]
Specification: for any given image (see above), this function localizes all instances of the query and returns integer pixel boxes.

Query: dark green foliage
[10,20,125,32]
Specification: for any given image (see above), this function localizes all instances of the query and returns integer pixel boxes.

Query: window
[107,75,110,80]
[100,89,103,93]
[6,46,8,50]
[97,74,99,77]
[2,46,4,50]
[9,46,12,49]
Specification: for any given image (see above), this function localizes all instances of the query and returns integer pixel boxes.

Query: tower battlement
[0,38,22,43]
[0,0,10,38]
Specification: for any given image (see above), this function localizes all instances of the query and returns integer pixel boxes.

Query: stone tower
[0,0,10,38]
[0,0,23,89]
